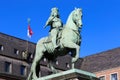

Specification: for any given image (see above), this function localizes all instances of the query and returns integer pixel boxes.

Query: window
[20,65,26,75]
[99,76,105,80]
[30,54,33,59]
[5,62,12,73]
[43,57,47,62]
[14,49,19,55]
[55,60,58,65]
[0,45,4,51]
[66,63,70,68]
[111,73,118,80]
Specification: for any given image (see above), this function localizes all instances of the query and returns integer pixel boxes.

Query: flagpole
[25,18,31,59]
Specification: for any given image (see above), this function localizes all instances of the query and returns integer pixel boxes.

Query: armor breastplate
[52,18,62,28]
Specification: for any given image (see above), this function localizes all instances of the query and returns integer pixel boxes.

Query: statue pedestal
[37,69,99,80]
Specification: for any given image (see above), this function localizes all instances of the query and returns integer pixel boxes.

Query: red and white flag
[27,24,33,38]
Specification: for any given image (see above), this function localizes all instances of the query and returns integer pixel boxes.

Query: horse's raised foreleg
[63,41,80,68]
[72,45,80,68]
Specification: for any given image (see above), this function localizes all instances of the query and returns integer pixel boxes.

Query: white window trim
[20,65,27,76]
[9,63,12,73]
[5,62,12,73]
[55,60,58,65]
[110,72,119,80]
[14,49,19,55]
[43,57,47,62]
[66,63,70,68]
[0,45,4,51]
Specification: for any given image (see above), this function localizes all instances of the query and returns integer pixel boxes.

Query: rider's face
[52,10,58,16]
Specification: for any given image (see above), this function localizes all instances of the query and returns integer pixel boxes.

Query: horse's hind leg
[27,44,44,80]
[31,49,43,80]
[27,71,32,80]
[48,61,58,74]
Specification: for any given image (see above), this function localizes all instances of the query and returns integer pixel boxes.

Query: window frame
[110,72,119,80]
[0,45,4,51]
[20,65,27,76]
[66,63,70,68]
[4,62,12,73]
[14,48,19,55]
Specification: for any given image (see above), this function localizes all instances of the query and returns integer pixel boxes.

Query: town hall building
[0,32,120,80]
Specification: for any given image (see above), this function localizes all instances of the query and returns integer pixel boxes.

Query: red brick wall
[94,67,120,80]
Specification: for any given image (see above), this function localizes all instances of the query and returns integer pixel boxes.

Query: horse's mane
[66,10,74,26]
[65,10,77,30]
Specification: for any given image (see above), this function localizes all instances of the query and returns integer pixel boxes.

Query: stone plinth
[37,69,99,80]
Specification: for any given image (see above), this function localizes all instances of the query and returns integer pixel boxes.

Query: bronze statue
[27,7,82,80]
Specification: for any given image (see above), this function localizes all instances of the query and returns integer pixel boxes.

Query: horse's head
[72,8,83,28]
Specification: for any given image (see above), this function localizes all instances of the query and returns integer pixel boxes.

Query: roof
[0,32,36,60]
[1,32,120,73]
[80,47,120,72]
[0,32,83,71]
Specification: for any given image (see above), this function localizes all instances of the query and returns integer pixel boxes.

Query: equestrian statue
[27,7,83,80]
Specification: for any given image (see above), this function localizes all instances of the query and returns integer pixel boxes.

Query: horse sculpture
[27,8,82,80]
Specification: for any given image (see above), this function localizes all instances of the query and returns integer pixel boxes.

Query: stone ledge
[37,69,98,80]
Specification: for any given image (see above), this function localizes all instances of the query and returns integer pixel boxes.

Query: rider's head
[51,7,60,18]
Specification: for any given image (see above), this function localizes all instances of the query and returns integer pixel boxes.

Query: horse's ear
[74,7,77,10]
[77,8,82,12]
[79,8,82,10]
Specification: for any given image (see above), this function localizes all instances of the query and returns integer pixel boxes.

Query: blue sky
[0,0,120,57]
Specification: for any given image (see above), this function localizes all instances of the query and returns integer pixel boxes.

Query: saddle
[43,29,63,53]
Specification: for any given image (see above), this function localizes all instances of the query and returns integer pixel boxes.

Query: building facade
[0,32,120,80]
[81,47,120,80]
[0,32,82,80]
[0,32,35,80]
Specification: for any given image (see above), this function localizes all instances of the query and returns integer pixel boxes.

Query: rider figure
[44,7,63,49]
